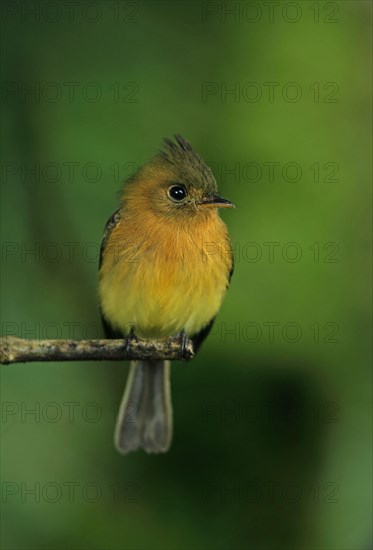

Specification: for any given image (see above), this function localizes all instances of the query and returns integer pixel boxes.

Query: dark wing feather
[191,317,216,354]
[99,209,124,338]
[100,311,124,339]
[99,209,121,270]
[228,255,234,285]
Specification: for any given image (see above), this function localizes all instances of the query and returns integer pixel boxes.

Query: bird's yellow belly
[99,250,229,338]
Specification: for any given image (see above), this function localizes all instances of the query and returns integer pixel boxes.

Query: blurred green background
[1,1,372,549]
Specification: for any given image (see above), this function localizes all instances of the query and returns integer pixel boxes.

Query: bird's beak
[199,195,235,209]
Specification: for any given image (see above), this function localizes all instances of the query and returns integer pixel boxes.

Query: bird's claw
[172,331,192,360]
[124,329,138,354]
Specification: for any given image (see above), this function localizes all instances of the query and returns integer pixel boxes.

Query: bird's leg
[124,327,138,354]
[172,330,190,360]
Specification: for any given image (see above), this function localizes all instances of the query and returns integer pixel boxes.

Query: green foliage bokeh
[1,1,371,549]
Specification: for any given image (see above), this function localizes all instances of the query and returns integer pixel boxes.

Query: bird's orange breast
[99,210,232,339]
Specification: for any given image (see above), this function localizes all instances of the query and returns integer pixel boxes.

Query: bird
[98,135,234,454]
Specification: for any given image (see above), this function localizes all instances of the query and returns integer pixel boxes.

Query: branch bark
[0,336,194,365]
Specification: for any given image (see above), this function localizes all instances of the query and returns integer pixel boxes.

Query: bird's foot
[124,329,138,354]
[172,331,192,360]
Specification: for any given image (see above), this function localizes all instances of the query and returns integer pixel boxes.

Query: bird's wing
[99,209,124,338]
[191,317,216,354]
[228,254,234,285]
[99,209,121,270]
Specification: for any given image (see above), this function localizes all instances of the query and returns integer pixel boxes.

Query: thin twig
[0,336,194,365]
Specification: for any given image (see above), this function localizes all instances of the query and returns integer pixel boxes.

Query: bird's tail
[114,360,173,454]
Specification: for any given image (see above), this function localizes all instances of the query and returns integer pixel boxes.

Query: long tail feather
[114,360,173,454]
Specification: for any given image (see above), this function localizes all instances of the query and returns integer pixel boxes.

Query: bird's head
[121,135,235,222]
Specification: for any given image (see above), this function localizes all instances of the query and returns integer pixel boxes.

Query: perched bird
[98,135,234,454]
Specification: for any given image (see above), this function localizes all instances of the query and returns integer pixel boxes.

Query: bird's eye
[168,185,187,202]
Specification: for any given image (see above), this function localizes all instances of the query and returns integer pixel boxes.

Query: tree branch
[0,336,194,365]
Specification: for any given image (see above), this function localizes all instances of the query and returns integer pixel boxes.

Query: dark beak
[200,195,235,209]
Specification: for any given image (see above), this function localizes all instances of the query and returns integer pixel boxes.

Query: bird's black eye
[168,184,187,202]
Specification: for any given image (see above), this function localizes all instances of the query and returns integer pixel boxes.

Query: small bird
[98,135,234,454]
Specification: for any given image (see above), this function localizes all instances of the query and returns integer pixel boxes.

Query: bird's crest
[155,134,216,191]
